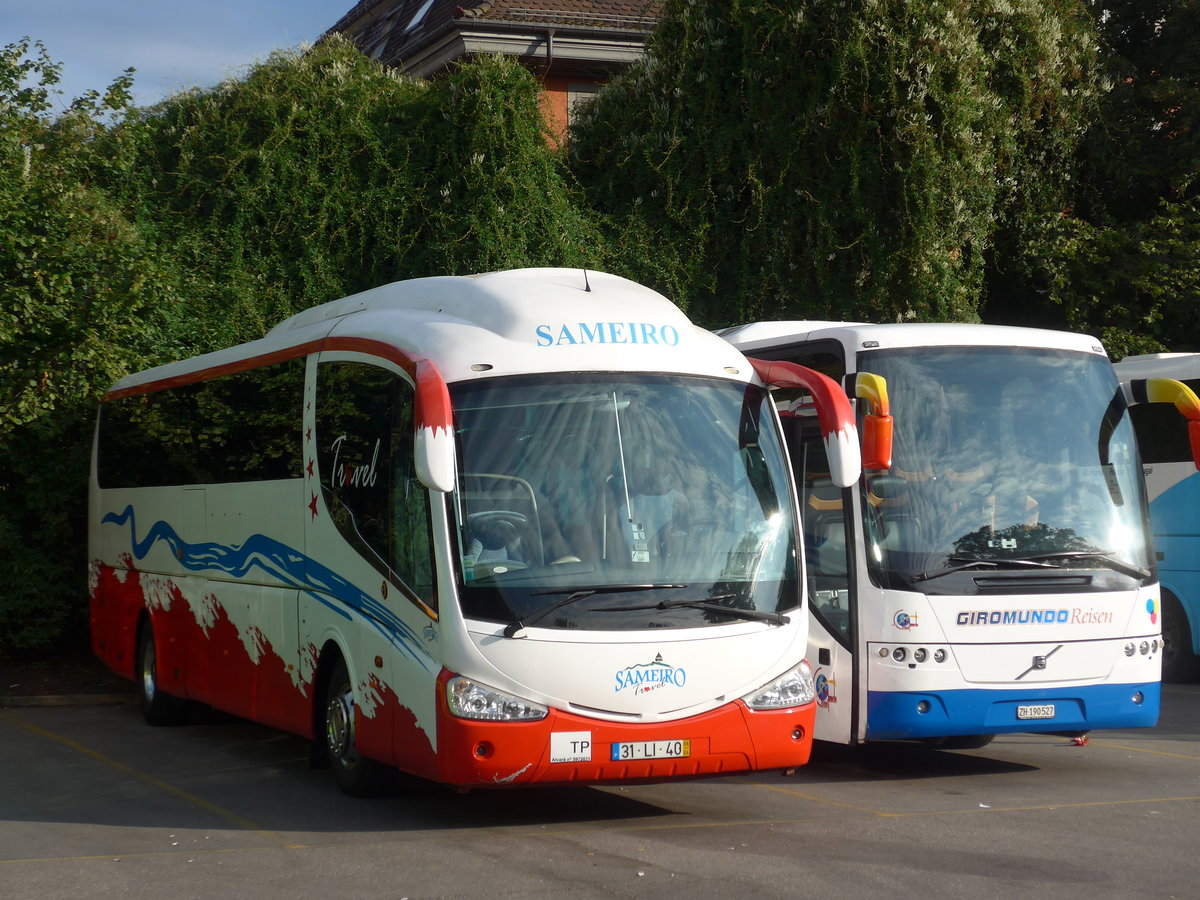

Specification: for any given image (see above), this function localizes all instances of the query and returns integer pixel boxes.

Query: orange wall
[541,74,571,144]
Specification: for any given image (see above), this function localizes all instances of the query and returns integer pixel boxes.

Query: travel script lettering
[330,434,380,489]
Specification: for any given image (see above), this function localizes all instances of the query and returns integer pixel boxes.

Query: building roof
[327,0,663,79]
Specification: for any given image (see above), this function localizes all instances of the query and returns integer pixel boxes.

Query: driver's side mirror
[855,372,893,471]
[1124,376,1200,471]
[414,358,456,492]
[747,357,861,487]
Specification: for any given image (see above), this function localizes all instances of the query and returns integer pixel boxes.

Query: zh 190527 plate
[1016,704,1056,720]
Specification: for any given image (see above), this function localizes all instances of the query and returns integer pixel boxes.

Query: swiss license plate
[1017,704,1056,721]
[610,739,691,761]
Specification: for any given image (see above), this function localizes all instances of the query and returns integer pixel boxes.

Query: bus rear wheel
[137,624,189,726]
[322,657,390,797]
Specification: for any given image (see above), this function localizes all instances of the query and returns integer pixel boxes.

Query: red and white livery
[89,269,858,793]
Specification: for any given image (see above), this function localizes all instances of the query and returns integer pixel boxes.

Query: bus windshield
[450,374,799,630]
[859,346,1151,593]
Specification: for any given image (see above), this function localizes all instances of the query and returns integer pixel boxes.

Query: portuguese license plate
[1016,704,1056,721]
[610,739,691,761]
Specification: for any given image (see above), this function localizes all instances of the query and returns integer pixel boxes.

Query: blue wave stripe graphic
[102,505,435,673]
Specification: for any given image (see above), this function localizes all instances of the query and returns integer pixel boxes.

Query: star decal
[308,493,319,519]
[306,458,315,478]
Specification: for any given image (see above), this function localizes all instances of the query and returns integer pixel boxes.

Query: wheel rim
[325,685,355,764]
[141,637,157,702]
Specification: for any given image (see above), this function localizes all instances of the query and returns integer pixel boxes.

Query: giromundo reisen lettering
[957,608,1115,626]
[535,322,681,348]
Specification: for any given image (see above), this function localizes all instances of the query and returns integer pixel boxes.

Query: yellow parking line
[3,848,255,866]
[743,780,1200,818]
[1086,740,1200,761]
[1,713,307,849]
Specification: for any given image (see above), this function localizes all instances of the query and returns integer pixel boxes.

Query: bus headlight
[744,661,816,710]
[446,676,548,721]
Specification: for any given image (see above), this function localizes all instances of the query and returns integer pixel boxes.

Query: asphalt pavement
[3,682,1199,899]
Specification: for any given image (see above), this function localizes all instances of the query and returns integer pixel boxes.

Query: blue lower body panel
[866,681,1160,740]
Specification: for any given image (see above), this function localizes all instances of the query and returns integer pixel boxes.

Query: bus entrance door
[796,431,858,744]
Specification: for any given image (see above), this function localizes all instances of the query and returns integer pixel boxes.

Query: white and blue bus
[89,269,860,793]
[1114,353,1200,681]
[722,321,1199,747]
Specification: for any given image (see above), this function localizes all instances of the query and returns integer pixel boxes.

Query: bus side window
[316,361,436,609]
[97,360,304,489]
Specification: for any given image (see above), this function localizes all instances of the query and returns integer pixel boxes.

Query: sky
[4,1,353,111]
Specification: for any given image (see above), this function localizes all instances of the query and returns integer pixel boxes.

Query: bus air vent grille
[973,575,1092,593]
[568,704,644,721]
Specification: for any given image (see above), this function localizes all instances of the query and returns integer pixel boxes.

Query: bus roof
[720,320,1107,357]
[106,269,752,395]
[1114,352,1200,382]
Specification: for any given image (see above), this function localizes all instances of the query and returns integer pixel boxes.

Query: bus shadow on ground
[134,705,684,832]
[775,740,1040,785]
[371,778,680,829]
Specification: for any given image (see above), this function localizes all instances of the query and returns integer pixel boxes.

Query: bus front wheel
[1161,592,1199,683]
[939,734,995,750]
[322,657,390,797]
[137,623,189,726]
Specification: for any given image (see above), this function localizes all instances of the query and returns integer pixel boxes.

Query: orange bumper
[432,671,816,788]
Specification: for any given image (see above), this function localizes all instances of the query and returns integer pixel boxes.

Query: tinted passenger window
[98,359,304,487]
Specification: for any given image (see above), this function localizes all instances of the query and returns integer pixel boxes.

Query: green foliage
[119,37,601,355]
[1027,0,1200,353]
[6,5,1192,652]
[1080,0,1198,220]
[571,0,1100,328]
[2,40,164,430]
[1,38,175,653]
[1,36,603,653]
[1043,197,1200,353]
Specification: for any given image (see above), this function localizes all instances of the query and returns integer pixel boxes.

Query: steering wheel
[467,510,530,569]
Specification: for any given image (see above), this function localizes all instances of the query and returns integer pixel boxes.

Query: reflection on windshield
[860,347,1150,590]
[450,374,799,630]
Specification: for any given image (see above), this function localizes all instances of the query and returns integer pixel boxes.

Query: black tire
[137,624,189,726]
[1161,592,1200,683]
[321,657,390,797]
[939,734,995,750]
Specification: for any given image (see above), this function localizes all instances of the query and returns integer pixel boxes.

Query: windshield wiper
[503,584,686,638]
[911,556,1060,583]
[607,593,790,626]
[911,551,1150,583]
[1010,551,1150,580]
[655,596,790,625]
